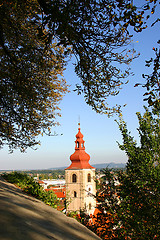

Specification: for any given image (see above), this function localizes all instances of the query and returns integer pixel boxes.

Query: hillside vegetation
[3,172,59,209]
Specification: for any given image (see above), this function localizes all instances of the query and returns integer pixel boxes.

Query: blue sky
[1,2,159,170]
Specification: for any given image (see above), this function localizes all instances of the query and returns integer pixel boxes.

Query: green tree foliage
[116,106,160,239]
[0,0,68,152]
[3,171,60,208]
[1,0,160,151]
[137,47,160,109]
[37,0,140,114]
[83,106,159,239]
[124,0,160,108]
[37,0,160,113]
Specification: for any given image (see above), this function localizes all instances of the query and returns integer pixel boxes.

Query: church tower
[65,124,96,215]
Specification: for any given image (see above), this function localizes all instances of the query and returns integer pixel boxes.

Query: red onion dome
[66,125,95,170]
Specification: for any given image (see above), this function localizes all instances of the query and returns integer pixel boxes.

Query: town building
[45,186,66,200]
[65,124,96,215]
[39,180,66,211]
[38,179,65,190]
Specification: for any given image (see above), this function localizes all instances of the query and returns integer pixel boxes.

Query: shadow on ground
[0,177,101,240]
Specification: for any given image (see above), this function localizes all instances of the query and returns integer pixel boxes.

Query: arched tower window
[72,174,77,183]
[74,191,77,197]
[77,141,79,148]
[88,173,91,182]
[89,203,91,210]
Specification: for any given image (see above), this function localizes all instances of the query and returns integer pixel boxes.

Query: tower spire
[66,126,94,169]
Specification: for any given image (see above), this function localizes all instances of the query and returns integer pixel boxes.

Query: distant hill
[92,162,126,169]
[49,162,126,170]
[0,162,126,172]
[48,166,67,170]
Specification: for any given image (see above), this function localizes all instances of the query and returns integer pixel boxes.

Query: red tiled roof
[55,192,65,198]
[45,188,66,199]
[38,180,44,184]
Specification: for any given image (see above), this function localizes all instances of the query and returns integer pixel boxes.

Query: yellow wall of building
[65,168,96,215]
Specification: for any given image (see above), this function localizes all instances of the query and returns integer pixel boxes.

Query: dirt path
[0,177,101,240]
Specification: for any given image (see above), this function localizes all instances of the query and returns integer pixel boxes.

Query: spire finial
[78,115,80,129]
